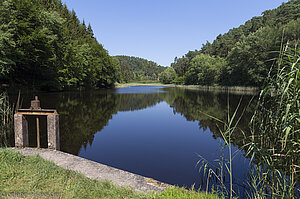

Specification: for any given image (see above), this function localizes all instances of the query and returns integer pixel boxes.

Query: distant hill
[171,0,300,87]
[114,56,166,83]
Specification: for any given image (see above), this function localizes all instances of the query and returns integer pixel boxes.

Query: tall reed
[0,91,13,147]
[197,96,251,198]
[247,45,299,198]
[197,45,299,198]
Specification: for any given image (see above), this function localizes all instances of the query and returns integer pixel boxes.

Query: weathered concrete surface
[14,114,29,147]
[14,113,60,150]
[47,115,60,150]
[11,148,170,193]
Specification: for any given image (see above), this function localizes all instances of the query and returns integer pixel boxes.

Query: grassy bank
[114,82,173,88]
[0,149,218,199]
[173,85,258,94]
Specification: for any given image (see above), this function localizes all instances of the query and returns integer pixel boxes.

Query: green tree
[159,67,176,84]
[114,55,166,82]
[172,0,300,87]
[0,0,119,90]
[0,0,15,81]
[184,54,227,85]
[226,18,300,86]
[171,56,190,77]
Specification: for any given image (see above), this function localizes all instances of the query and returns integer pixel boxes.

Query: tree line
[1,0,299,90]
[169,0,300,87]
[114,55,166,83]
[0,0,119,91]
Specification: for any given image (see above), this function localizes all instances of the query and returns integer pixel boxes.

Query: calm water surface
[18,86,256,191]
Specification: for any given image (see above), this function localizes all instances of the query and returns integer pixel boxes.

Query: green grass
[0,149,218,199]
[148,187,219,199]
[171,85,258,94]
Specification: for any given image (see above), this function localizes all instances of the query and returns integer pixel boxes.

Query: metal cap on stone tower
[30,96,41,110]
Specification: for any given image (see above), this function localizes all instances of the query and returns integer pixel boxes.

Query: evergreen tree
[0,0,119,90]
[0,0,16,82]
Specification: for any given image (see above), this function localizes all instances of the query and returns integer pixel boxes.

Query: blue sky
[62,0,288,66]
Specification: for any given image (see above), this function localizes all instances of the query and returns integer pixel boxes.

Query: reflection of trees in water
[57,91,165,154]
[58,91,120,154]
[13,90,120,155]
[13,88,256,155]
[117,93,165,112]
[165,88,256,149]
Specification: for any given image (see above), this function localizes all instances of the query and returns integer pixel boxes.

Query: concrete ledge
[10,148,171,193]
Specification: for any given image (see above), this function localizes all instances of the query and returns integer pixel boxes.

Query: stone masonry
[14,114,29,147]
[47,115,60,150]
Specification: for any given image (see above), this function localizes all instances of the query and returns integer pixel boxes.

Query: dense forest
[0,0,119,90]
[170,0,300,87]
[114,55,166,83]
[1,0,299,90]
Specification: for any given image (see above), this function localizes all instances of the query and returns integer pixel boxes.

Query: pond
[15,86,256,193]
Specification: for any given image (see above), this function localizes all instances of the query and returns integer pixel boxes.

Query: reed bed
[247,45,299,198]
[0,91,13,147]
[197,45,299,198]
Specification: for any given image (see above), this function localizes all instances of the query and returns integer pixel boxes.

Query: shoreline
[10,147,170,193]
[115,83,259,94]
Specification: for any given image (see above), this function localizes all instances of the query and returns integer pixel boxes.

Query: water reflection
[166,88,255,149]
[14,86,256,191]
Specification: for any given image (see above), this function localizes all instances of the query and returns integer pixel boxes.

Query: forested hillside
[171,0,300,87]
[1,0,298,90]
[0,0,119,90]
[114,55,166,82]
